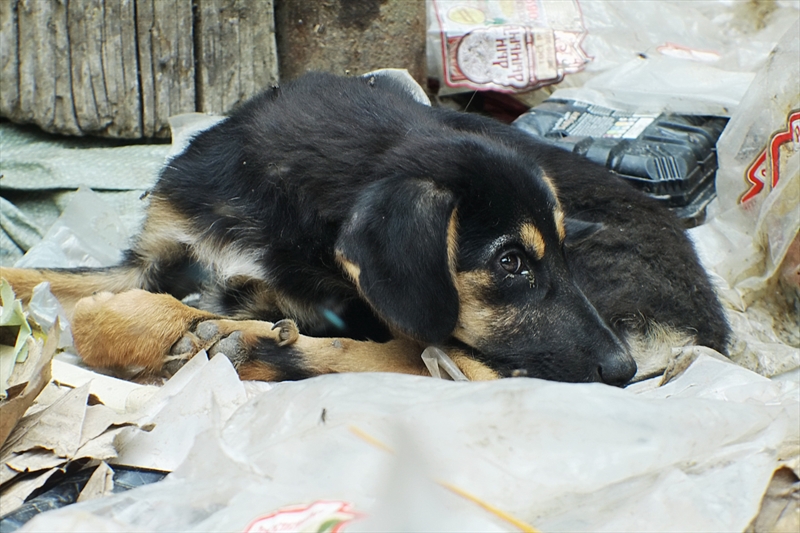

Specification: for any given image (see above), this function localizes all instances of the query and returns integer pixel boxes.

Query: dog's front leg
[232,333,431,381]
[71,290,219,373]
[69,289,432,381]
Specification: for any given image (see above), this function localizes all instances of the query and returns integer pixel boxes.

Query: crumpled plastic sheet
[13,188,130,270]
[553,0,799,115]
[15,352,799,533]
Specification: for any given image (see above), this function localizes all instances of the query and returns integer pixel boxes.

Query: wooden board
[0,0,278,139]
[196,0,279,113]
[136,0,196,138]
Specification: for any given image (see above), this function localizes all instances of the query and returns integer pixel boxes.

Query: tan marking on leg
[140,197,269,282]
[210,318,295,344]
[448,352,500,381]
[71,290,216,372]
[236,360,283,381]
[176,317,428,379]
[519,223,546,260]
[294,337,428,375]
[133,197,194,261]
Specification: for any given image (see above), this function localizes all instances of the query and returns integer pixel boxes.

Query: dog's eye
[499,251,536,287]
[499,252,526,275]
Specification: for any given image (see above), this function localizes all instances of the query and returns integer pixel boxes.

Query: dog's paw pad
[170,332,200,356]
[195,321,220,341]
[170,320,224,357]
[208,331,249,365]
[162,353,193,376]
[272,319,299,346]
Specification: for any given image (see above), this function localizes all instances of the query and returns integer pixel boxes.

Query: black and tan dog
[1,72,730,385]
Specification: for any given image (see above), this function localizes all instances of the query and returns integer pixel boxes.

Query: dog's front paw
[169,317,301,369]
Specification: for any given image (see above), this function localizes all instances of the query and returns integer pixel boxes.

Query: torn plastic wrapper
[552,1,798,115]
[687,19,800,378]
[427,0,590,94]
[27,283,73,350]
[421,346,469,381]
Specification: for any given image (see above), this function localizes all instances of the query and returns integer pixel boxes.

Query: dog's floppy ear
[335,179,459,344]
[563,217,604,246]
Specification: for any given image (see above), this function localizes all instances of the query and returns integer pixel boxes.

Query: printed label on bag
[244,501,361,533]
[741,110,800,203]
[432,0,590,92]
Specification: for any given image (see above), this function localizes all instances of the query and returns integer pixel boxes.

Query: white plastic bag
[20,355,797,533]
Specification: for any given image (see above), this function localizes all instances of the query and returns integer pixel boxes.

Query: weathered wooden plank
[0,0,20,119]
[17,0,51,126]
[3,0,282,137]
[135,0,156,137]
[52,0,80,134]
[69,0,112,133]
[101,0,141,137]
[15,0,80,134]
[136,0,195,138]
[35,0,57,130]
[16,0,41,124]
[197,0,279,113]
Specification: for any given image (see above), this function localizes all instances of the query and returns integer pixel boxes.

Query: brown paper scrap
[1,382,90,459]
[0,333,56,447]
[77,461,115,502]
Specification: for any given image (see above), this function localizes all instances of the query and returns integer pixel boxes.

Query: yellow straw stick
[348,425,539,532]
[348,425,395,454]
[439,481,540,533]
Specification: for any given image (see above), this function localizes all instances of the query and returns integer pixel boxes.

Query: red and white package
[427,0,590,94]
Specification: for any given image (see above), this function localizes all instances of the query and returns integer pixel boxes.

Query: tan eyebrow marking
[536,171,566,243]
[539,172,562,208]
[519,223,546,260]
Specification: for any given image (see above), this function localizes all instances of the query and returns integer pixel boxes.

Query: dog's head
[335,134,636,385]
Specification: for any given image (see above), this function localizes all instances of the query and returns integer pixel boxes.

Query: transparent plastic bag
[427,0,799,115]
[14,188,129,269]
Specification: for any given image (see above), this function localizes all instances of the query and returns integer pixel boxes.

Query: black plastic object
[513,99,729,219]
[0,466,167,532]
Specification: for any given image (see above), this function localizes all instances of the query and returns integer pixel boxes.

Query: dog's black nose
[597,352,637,387]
